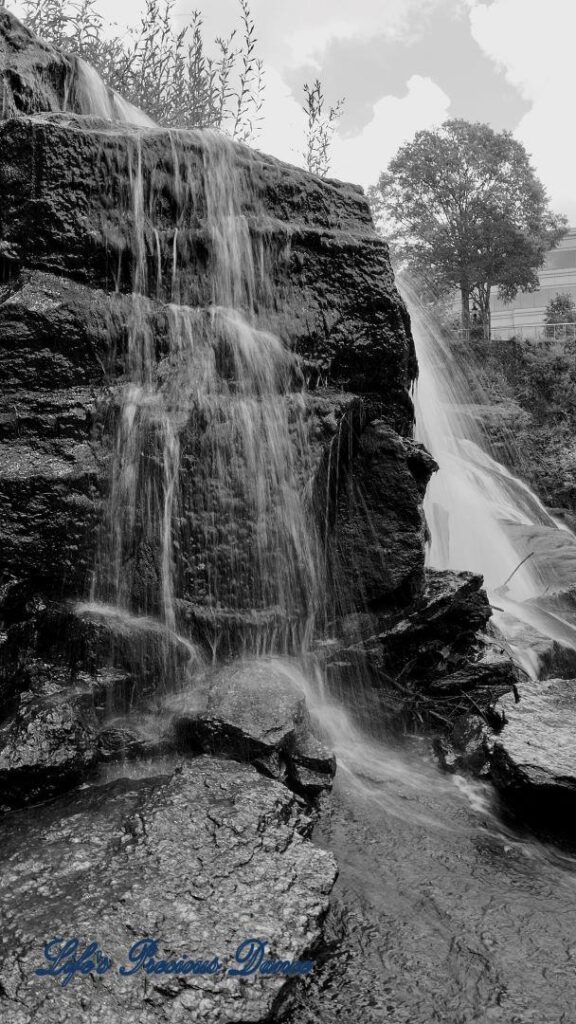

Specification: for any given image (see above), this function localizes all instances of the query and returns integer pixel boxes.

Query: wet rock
[72,602,201,699]
[320,569,499,708]
[1,601,199,709]
[0,110,414,406]
[0,112,418,625]
[383,569,494,654]
[96,715,170,763]
[425,652,515,698]
[434,714,493,775]
[0,15,424,646]
[328,424,436,611]
[0,9,76,120]
[166,660,336,796]
[288,733,337,795]
[491,678,576,826]
[0,756,337,1023]
[0,688,98,807]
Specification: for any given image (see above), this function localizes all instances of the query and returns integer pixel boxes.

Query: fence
[452,322,576,343]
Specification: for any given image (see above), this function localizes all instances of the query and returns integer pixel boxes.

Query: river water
[291,757,576,1024]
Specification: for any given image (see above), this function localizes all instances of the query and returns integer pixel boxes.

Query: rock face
[0,625,335,805]
[0,112,421,624]
[0,756,337,1024]
[330,424,435,610]
[0,8,77,118]
[491,678,576,826]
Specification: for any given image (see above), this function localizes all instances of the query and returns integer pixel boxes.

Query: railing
[452,322,576,343]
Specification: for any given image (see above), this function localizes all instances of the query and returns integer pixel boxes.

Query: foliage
[368,120,567,332]
[459,332,576,513]
[20,0,265,138]
[302,79,344,178]
[544,292,576,339]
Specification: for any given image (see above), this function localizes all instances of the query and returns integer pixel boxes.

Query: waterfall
[407,284,576,667]
[82,129,322,661]
[69,58,157,128]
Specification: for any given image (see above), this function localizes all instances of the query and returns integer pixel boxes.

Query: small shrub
[302,79,344,178]
[20,0,265,138]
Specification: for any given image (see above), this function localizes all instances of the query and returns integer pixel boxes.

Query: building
[490,227,576,339]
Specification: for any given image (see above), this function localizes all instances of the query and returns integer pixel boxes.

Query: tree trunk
[460,284,470,337]
[482,285,491,341]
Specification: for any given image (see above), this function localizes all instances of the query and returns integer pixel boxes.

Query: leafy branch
[302,79,344,178]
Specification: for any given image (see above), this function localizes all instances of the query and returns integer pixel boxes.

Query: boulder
[0,756,337,1023]
[165,659,336,796]
[491,678,576,829]
[0,688,98,807]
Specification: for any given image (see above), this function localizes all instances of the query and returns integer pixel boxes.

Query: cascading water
[407,283,576,669]
[80,129,322,671]
[61,72,573,845]
[69,57,157,128]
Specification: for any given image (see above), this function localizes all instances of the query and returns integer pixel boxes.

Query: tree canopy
[368,119,567,334]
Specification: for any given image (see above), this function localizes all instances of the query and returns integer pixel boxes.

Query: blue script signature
[34,938,315,987]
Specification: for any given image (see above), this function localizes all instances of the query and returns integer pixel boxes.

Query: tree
[368,120,567,338]
[302,80,344,178]
[545,293,576,339]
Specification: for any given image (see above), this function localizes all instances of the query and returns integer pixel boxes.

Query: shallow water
[288,736,576,1024]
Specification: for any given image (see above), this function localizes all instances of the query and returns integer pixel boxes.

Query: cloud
[468,0,576,219]
[12,0,572,219]
[330,75,451,187]
[285,3,528,140]
[254,66,307,168]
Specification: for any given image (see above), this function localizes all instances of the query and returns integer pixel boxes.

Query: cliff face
[0,13,425,628]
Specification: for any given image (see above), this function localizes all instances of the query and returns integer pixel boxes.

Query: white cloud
[468,0,576,219]
[172,0,454,67]
[330,75,451,187]
[254,66,307,168]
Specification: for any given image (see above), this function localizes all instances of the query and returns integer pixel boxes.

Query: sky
[18,0,576,219]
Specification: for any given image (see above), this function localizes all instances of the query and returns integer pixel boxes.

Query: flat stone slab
[492,678,576,794]
[0,755,337,1023]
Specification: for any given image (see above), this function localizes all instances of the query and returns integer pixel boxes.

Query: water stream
[408,284,576,673]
